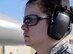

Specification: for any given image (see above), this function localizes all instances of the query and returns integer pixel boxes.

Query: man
[21,0,73,54]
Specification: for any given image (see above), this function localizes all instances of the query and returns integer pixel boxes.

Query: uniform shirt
[35,36,73,54]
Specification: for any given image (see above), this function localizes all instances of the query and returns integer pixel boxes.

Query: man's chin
[24,43,35,48]
[24,41,32,46]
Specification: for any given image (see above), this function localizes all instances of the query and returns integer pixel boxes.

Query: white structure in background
[0,13,24,45]
[5,46,35,54]
[0,13,35,54]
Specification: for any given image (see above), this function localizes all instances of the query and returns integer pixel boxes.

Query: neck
[31,38,59,54]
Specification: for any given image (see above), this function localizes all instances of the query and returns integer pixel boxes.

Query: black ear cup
[48,12,71,40]
[65,23,72,36]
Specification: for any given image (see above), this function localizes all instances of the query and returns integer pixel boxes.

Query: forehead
[25,4,48,17]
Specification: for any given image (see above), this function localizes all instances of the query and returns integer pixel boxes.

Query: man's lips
[23,33,30,37]
[24,35,29,37]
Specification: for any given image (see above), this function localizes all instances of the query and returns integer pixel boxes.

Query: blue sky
[0,0,28,21]
[0,0,73,34]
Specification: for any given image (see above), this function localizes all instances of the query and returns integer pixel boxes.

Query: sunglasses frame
[23,14,49,26]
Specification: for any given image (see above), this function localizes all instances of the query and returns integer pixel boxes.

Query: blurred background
[0,0,73,54]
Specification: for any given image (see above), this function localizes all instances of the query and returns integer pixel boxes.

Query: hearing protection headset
[48,0,72,40]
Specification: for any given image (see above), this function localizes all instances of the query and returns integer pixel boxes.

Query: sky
[0,0,73,34]
[0,0,28,21]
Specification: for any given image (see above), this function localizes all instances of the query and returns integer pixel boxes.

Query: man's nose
[21,23,29,32]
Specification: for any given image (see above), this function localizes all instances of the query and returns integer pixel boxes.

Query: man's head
[26,0,59,15]
[21,0,71,46]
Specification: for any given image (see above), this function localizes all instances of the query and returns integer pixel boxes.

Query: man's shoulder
[66,44,73,53]
[55,35,73,54]
[62,35,73,54]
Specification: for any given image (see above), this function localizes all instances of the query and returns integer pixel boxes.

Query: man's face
[21,4,50,47]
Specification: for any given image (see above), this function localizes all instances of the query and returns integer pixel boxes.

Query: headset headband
[57,0,70,10]
[57,0,73,23]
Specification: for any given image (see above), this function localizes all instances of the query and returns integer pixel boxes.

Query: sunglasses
[23,14,49,26]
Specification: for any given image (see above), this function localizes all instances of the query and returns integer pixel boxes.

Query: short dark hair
[26,0,60,15]
[26,0,37,5]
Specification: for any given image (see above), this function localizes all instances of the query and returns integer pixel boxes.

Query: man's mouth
[23,32,30,38]
[24,35,29,37]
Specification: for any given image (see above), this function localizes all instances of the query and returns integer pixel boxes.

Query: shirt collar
[35,38,69,54]
[50,38,69,54]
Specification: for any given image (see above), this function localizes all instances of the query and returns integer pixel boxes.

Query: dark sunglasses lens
[24,15,38,26]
